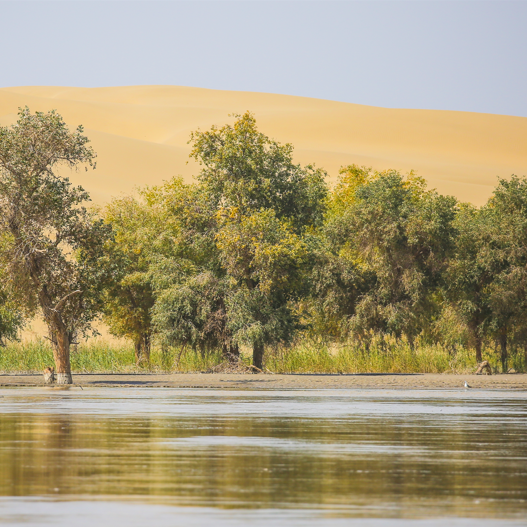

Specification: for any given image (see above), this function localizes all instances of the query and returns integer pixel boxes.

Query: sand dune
[1,85,526,205]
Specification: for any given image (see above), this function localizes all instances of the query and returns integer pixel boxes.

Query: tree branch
[53,290,82,312]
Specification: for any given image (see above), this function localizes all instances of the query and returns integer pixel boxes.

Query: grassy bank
[266,337,524,374]
[0,335,524,374]
[0,340,223,374]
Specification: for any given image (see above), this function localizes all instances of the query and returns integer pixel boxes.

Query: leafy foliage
[3,109,527,374]
[98,196,155,364]
[217,209,307,353]
[323,167,458,340]
[190,111,327,231]
[0,108,110,381]
[187,113,328,367]
[144,179,233,355]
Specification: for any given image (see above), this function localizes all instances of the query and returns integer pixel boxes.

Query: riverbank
[1,372,526,390]
[3,339,526,376]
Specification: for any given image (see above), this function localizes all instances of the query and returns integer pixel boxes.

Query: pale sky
[1,0,526,117]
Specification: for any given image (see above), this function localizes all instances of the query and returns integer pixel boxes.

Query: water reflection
[0,388,526,522]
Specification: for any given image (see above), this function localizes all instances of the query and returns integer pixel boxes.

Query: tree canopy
[1,109,526,375]
[0,108,110,383]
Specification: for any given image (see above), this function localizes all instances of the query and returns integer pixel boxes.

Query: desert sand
[1,85,526,205]
[1,372,526,390]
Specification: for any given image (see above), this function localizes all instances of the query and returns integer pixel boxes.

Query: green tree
[0,282,24,347]
[327,167,457,341]
[445,204,495,363]
[0,233,26,345]
[307,165,376,340]
[187,112,328,368]
[482,176,527,370]
[308,239,373,341]
[99,196,155,365]
[189,111,327,231]
[146,178,236,358]
[216,208,308,368]
[0,108,109,383]
[445,176,527,370]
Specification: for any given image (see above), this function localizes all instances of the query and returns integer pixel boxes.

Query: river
[0,387,526,526]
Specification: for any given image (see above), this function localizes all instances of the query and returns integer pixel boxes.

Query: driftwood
[43,366,55,384]
[475,361,492,375]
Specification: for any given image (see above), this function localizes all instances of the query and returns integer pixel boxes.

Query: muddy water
[0,388,526,526]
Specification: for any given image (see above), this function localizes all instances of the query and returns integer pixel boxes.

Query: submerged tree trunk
[499,332,508,373]
[252,342,264,371]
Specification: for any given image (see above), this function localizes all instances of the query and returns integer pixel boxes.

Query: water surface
[0,388,526,526]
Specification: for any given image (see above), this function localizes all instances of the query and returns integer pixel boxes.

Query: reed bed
[0,335,524,374]
[267,333,525,374]
[268,340,478,374]
[0,340,225,374]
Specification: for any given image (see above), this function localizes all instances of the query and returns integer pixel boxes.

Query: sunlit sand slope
[1,85,526,205]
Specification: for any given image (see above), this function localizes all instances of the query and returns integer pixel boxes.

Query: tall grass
[0,340,55,373]
[268,338,481,374]
[0,334,524,374]
[267,333,525,374]
[0,339,225,374]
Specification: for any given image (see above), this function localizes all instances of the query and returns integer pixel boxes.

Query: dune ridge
[1,85,526,205]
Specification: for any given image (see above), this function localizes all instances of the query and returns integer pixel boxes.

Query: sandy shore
[1,373,526,390]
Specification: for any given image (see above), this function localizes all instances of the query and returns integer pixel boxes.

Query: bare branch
[53,290,82,312]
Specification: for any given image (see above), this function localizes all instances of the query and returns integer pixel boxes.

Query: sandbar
[1,373,526,390]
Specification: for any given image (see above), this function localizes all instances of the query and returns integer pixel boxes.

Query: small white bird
[464,381,471,389]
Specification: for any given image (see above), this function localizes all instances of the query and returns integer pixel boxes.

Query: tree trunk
[134,339,142,365]
[143,334,151,364]
[253,342,264,371]
[53,327,73,385]
[475,337,483,364]
[33,278,77,385]
[475,360,492,375]
[135,334,151,366]
[230,343,240,361]
[469,321,482,363]
[223,343,240,363]
[499,332,508,373]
